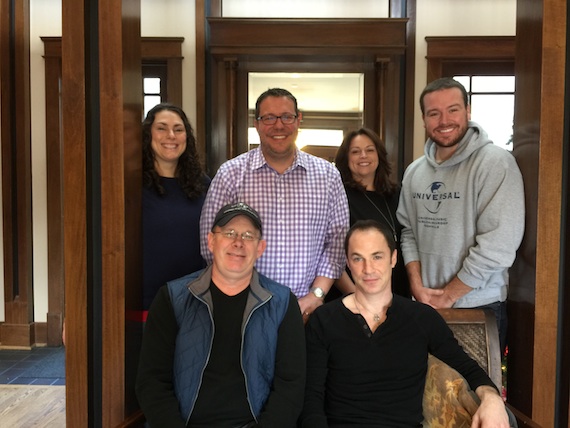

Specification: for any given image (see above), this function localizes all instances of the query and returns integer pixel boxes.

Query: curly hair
[142,103,207,199]
[334,128,398,196]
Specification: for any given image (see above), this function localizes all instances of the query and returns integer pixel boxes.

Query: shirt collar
[253,147,307,173]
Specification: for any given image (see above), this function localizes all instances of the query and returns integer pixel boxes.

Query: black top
[142,176,209,309]
[189,283,253,427]
[344,187,410,298]
[300,296,497,427]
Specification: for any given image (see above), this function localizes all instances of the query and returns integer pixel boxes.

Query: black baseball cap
[212,202,262,234]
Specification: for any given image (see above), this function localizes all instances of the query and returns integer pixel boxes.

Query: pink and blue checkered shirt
[200,148,349,298]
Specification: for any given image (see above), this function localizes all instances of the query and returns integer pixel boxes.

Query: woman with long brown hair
[334,127,410,298]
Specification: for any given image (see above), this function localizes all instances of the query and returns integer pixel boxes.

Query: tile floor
[0,347,65,386]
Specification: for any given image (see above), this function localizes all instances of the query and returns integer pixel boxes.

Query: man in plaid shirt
[200,88,350,320]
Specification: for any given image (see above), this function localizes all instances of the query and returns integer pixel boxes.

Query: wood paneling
[510,0,568,426]
[42,37,65,348]
[208,18,407,56]
[533,0,566,425]
[426,36,516,59]
[61,0,89,423]
[0,0,35,348]
[62,0,142,425]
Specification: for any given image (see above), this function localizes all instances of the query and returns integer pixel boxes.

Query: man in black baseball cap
[137,202,305,428]
[212,202,263,235]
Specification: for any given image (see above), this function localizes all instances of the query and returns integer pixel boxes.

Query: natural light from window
[248,128,344,151]
[454,75,515,152]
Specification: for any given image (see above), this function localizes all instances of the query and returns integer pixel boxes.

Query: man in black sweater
[300,219,511,427]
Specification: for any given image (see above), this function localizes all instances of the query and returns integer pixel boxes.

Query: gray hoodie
[397,122,525,308]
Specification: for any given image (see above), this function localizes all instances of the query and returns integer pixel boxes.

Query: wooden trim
[99,0,127,419]
[141,37,184,58]
[0,0,35,348]
[532,0,566,425]
[166,58,183,107]
[43,36,183,58]
[208,18,408,54]
[43,41,65,348]
[426,36,516,59]
[425,36,515,83]
[0,322,34,348]
[506,404,543,428]
[61,0,89,423]
[195,0,208,165]
[398,0,416,172]
[62,0,142,425]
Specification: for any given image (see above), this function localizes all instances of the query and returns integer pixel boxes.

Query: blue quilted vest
[168,266,290,424]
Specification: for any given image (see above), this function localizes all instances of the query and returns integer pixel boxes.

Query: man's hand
[406,262,473,309]
[471,386,510,427]
[406,261,445,306]
[429,277,473,309]
[411,286,446,306]
[298,277,333,324]
[298,293,324,324]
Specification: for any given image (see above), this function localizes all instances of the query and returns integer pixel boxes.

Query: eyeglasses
[213,230,260,242]
[256,114,297,125]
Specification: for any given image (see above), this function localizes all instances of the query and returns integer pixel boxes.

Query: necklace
[353,294,381,323]
[362,191,397,243]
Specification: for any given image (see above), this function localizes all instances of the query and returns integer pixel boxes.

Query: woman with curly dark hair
[142,103,210,311]
[333,128,410,299]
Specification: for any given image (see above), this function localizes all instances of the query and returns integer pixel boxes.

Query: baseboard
[0,321,47,348]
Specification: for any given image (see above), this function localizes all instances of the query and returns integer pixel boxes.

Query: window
[247,72,364,161]
[142,63,168,117]
[425,36,515,151]
[454,75,515,151]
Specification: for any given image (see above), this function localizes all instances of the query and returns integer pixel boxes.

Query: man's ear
[256,239,267,259]
[466,104,471,120]
[207,231,215,254]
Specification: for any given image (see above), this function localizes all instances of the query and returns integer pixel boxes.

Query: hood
[424,121,492,168]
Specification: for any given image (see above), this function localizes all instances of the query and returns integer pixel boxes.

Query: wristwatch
[310,287,326,299]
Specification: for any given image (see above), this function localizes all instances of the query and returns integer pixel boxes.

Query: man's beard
[430,124,468,149]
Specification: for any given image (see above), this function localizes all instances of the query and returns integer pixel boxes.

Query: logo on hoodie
[412,181,461,214]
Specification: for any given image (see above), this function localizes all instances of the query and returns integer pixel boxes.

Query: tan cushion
[422,354,480,428]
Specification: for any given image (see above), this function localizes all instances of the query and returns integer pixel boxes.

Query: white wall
[25,0,63,323]
[414,0,517,158]
[141,0,197,131]
[222,0,389,18]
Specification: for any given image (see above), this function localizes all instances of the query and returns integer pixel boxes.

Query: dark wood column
[0,0,35,348]
[62,0,142,425]
[42,38,65,347]
[509,0,568,426]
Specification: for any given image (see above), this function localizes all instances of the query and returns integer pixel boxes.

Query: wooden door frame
[195,1,417,180]
[41,36,183,348]
[204,18,408,178]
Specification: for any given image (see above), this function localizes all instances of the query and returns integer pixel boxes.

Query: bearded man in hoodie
[397,77,525,355]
